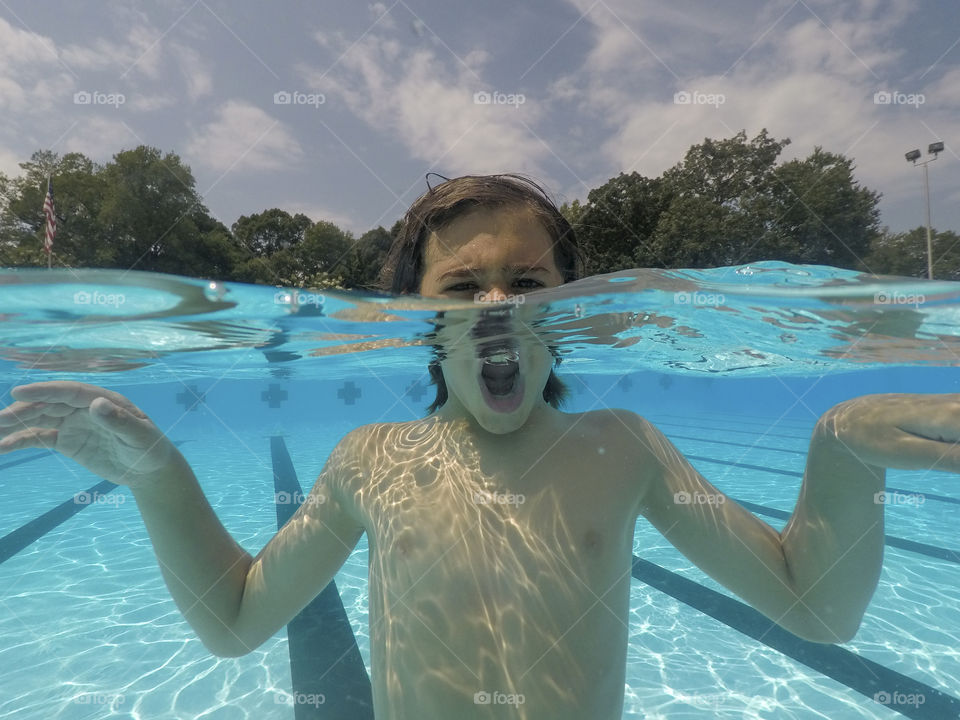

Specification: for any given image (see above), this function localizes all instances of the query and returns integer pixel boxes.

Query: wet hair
[378,173,585,414]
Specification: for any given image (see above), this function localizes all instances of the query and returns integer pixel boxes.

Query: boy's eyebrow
[438,265,551,281]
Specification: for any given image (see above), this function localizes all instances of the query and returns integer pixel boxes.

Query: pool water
[0,264,958,719]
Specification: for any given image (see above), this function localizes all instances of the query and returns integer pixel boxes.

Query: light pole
[904,141,944,280]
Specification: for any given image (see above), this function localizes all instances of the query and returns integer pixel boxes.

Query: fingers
[884,431,960,474]
[10,382,146,418]
[0,400,72,428]
[88,397,159,449]
[0,427,58,454]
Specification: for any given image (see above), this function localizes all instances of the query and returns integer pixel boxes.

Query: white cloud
[279,202,360,234]
[61,116,140,161]
[301,31,549,176]
[185,100,301,173]
[174,44,213,99]
[0,145,22,178]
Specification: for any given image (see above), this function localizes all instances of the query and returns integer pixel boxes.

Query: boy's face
[419,206,565,435]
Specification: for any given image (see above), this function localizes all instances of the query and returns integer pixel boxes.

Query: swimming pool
[0,264,958,719]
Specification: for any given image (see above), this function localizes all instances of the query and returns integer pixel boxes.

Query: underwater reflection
[348,413,636,719]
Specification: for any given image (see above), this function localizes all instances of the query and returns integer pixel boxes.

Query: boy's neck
[433,397,562,441]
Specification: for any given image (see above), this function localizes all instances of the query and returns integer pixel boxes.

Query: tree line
[1,131,956,289]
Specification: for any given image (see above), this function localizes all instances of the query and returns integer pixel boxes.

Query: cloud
[61,116,140,160]
[185,100,301,173]
[301,26,548,177]
[174,44,213,100]
[279,202,361,234]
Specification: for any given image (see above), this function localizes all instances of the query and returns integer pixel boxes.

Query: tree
[570,130,884,273]
[646,130,789,268]
[231,209,312,257]
[862,227,960,280]
[572,172,670,275]
[760,148,881,267]
[0,151,109,267]
[342,225,394,290]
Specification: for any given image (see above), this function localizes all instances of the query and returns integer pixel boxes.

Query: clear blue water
[1,264,959,719]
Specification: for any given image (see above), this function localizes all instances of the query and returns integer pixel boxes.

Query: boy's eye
[445,279,543,293]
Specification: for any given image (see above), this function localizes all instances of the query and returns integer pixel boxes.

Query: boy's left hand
[817,393,960,473]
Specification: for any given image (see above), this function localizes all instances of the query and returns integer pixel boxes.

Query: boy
[1,174,959,719]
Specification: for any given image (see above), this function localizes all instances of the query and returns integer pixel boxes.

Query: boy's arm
[629,395,960,644]
[131,438,364,657]
[0,381,364,658]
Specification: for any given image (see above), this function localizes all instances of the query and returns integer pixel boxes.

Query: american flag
[43,176,56,254]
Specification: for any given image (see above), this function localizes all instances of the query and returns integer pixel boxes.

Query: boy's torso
[338,408,649,719]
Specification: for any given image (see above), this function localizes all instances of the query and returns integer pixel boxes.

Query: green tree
[646,130,789,268]
[572,172,669,275]
[342,225,394,290]
[231,209,312,257]
[759,147,881,266]
[268,220,354,287]
[0,151,109,267]
[862,227,960,280]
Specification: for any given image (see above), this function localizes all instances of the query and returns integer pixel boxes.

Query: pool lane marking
[0,440,187,566]
[0,450,53,471]
[653,419,811,441]
[632,555,960,720]
[270,435,374,720]
[0,479,117,564]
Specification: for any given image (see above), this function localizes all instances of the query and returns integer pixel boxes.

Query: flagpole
[43,174,55,269]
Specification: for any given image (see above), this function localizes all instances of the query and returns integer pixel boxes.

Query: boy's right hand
[0,381,184,488]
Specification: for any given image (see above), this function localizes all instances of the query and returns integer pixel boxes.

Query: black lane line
[683,455,960,564]
[632,556,960,720]
[664,433,807,456]
[685,453,959,507]
[668,436,960,506]
[0,480,117,564]
[657,412,814,430]
[0,450,53,471]
[654,420,811,442]
[270,436,374,720]
[0,441,189,566]
[732,499,960,565]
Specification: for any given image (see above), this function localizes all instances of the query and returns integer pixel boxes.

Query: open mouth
[477,343,524,411]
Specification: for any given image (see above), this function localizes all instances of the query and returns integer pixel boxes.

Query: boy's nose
[481,286,508,302]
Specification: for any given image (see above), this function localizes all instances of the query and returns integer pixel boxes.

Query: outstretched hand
[0,381,184,488]
[818,393,960,473]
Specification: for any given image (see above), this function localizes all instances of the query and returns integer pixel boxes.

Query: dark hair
[379,174,584,414]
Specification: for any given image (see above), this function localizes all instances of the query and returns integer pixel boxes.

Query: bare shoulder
[573,407,656,447]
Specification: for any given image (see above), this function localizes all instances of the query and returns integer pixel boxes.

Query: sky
[1,0,958,240]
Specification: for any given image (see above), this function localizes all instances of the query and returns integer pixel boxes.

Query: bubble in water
[204,281,226,301]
